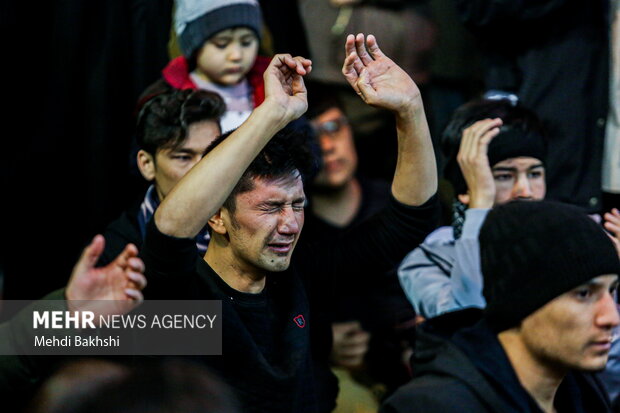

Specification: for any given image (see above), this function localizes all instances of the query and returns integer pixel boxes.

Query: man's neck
[204,239,267,294]
[311,178,361,228]
[498,331,566,413]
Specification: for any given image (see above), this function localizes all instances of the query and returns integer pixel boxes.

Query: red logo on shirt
[293,315,306,328]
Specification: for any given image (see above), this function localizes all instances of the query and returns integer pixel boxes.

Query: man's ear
[137,150,156,181]
[208,209,227,235]
[457,193,470,206]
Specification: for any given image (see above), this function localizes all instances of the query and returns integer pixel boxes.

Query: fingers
[123,247,146,296]
[275,54,312,76]
[456,118,502,208]
[283,55,312,75]
[127,268,147,290]
[114,242,139,270]
[124,288,144,304]
[124,264,146,304]
[342,33,385,102]
[75,234,105,275]
[298,56,313,74]
[343,34,364,78]
[365,34,385,59]
[604,208,620,236]
[89,234,105,259]
[356,68,377,103]
[355,33,373,65]
[344,34,357,64]
[127,254,144,274]
[459,118,503,162]
[344,33,380,71]
[464,118,503,149]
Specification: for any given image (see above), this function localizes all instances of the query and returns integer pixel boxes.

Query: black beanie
[480,200,620,332]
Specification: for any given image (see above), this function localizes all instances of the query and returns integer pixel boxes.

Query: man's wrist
[395,98,423,124]
[256,98,297,130]
[469,194,494,209]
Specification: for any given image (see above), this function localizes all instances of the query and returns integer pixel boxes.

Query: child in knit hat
[158,0,269,132]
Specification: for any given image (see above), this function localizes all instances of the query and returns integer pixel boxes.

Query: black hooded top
[382,310,612,413]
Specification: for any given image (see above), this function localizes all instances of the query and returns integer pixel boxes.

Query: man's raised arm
[154,55,312,238]
[342,34,437,206]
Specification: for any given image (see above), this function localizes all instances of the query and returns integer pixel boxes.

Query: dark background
[1,1,174,317]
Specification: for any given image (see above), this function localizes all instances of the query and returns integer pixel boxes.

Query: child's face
[195,27,259,86]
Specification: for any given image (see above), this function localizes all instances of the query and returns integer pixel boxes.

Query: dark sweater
[141,194,439,412]
[301,178,417,394]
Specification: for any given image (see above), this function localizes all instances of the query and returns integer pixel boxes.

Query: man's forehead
[243,174,305,201]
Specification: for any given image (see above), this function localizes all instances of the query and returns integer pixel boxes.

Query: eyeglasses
[311,116,349,138]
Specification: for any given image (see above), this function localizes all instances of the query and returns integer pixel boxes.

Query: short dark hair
[442,98,547,195]
[135,87,226,155]
[305,81,346,120]
[205,126,318,213]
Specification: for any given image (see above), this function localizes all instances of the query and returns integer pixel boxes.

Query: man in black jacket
[141,34,439,412]
[383,200,620,413]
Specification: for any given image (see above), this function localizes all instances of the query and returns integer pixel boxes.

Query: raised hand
[263,54,312,124]
[66,235,146,317]
[456,118,503,209]
[342,33,421,113]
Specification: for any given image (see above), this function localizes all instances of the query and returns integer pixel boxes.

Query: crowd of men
[2,0,619,411]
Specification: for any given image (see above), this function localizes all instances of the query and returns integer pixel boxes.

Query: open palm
[342,34,421,112]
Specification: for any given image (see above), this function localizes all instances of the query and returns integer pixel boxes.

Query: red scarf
[161,55,270,107]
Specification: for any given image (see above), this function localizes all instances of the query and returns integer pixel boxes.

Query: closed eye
[241,37,257,47]
[211,39,231,49]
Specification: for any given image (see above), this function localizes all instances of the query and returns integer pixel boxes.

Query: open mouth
[267,242,293,254]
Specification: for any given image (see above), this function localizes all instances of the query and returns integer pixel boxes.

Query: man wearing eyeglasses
[299,82,418,406]
[305,81,389,234]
